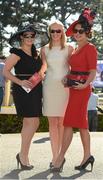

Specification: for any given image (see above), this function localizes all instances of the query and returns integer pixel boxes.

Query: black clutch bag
[67,79,86,87]
[62,77,86,87]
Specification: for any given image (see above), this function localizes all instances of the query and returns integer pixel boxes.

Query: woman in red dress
[51,8,97,172]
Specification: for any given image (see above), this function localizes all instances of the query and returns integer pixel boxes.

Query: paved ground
[0,132,103,180]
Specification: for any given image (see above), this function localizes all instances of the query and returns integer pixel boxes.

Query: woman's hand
[74,69,97,90]
[61,76,68,87]
[73,82,88,90]
[20,80,33,88]
[38,70,45,79]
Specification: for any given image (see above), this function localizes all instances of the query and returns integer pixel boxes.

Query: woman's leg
[58,117,64,152]
[54,127,73,167]
[79,128,91,164]
[19,117,39,165]
[48,117,60,164]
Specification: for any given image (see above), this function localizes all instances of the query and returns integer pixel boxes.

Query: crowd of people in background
[0,56,6,111]
[88,86,99,132]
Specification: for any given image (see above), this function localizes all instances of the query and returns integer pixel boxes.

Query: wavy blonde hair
[48,20,66,49]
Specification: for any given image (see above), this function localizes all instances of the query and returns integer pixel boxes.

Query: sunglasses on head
[23,34,35,38]
[73,29,85,34]
[50,29,62,33]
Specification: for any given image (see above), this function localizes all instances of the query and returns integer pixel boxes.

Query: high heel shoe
[16,153,34,170]
[75,155,95,171]
[50,158,66,172]
[49,162,54,169]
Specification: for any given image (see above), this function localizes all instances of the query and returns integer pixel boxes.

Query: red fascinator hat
[66,8,96,37]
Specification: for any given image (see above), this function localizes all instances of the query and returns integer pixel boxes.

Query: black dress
[10,48,42,117]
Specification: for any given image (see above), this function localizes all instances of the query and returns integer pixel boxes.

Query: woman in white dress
[40,20,73,167]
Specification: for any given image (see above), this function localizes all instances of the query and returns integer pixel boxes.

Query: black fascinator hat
[9,22,50,48]
[66,7,96,37]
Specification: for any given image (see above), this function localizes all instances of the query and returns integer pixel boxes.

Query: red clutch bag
[22,72,42,93]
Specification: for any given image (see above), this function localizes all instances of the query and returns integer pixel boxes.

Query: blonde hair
[48,20,66,49]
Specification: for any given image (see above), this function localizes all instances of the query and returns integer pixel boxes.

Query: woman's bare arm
[39,47,47,78]
[3,54,32,88]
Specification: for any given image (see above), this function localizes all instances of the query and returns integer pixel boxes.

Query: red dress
[63,43,97,128]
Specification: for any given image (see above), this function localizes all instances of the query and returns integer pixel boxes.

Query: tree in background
[0,0,51,54]
[0,0,103,58]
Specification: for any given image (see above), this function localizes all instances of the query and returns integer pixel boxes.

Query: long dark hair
[31,44,38,59]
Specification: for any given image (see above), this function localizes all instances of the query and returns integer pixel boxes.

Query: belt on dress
[16,74,33,76]
[70,71,90,75]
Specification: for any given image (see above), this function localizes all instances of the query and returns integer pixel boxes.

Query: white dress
[43,45,69,117]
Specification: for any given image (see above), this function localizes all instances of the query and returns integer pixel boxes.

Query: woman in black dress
[3,24,49,170]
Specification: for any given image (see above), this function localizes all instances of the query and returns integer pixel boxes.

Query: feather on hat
[66,8,96,37]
